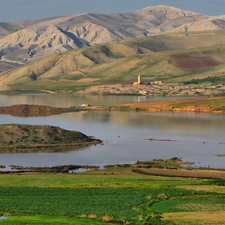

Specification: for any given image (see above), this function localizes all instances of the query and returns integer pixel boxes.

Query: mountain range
[1,5,225,91]
[0,5,225,65]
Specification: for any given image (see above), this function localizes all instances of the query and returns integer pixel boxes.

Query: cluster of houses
[133,75,164,96]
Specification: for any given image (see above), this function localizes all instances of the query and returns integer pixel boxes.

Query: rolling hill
[1,29,225,93]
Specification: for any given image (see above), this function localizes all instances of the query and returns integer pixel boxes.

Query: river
[0,93,224,169]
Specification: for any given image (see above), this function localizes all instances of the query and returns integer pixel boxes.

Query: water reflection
[56,111,225,142]
[0,93,184,107]
[0,94,224,168]
[0,94,151,107]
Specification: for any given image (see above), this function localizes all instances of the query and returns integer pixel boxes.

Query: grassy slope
[0,124,97,149]
[1,30,225,91]
[0,169,224,225]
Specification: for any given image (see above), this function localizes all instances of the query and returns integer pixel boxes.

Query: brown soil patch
[163,211,225,224]
[102,215,114,222]
[140,168,225,180]
[178,185,225,193]
[171,55,220,69]
[87,214,97,219]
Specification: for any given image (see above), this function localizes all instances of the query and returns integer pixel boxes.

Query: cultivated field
[0,161,225,225]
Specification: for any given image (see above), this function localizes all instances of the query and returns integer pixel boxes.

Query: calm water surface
[0,93,154,107]
[0,93,224,168]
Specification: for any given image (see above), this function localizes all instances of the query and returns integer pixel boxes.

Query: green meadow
[0,169,225,225]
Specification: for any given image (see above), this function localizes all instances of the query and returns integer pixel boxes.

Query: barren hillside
[0,5,222,64]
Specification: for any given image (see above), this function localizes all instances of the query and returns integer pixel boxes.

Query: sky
[0,0,224,22]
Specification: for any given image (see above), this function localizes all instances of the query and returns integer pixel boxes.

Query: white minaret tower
[138,75,141,85]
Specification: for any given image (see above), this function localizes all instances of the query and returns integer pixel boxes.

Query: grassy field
[0,167,225,225]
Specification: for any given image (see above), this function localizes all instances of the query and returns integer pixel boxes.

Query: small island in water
[0,124,101,151]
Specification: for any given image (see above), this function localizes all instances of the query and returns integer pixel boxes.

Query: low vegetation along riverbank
[115,96,225,113]
[1,96,225,117]
[0,158,225,225]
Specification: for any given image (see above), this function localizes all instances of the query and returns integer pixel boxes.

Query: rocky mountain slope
[0,5,225,65]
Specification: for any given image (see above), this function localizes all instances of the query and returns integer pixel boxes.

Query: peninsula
[0,124,101,151]
[0,104,83,117]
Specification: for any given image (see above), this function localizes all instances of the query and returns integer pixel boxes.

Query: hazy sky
[0,0,224,22]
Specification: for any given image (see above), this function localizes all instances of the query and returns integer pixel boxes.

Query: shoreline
[0,139,101,151]
[0,96,225,116]
[114,96,225,114]
[0,158,225,180]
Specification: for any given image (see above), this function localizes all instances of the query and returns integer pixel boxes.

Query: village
[77,75,225,97]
